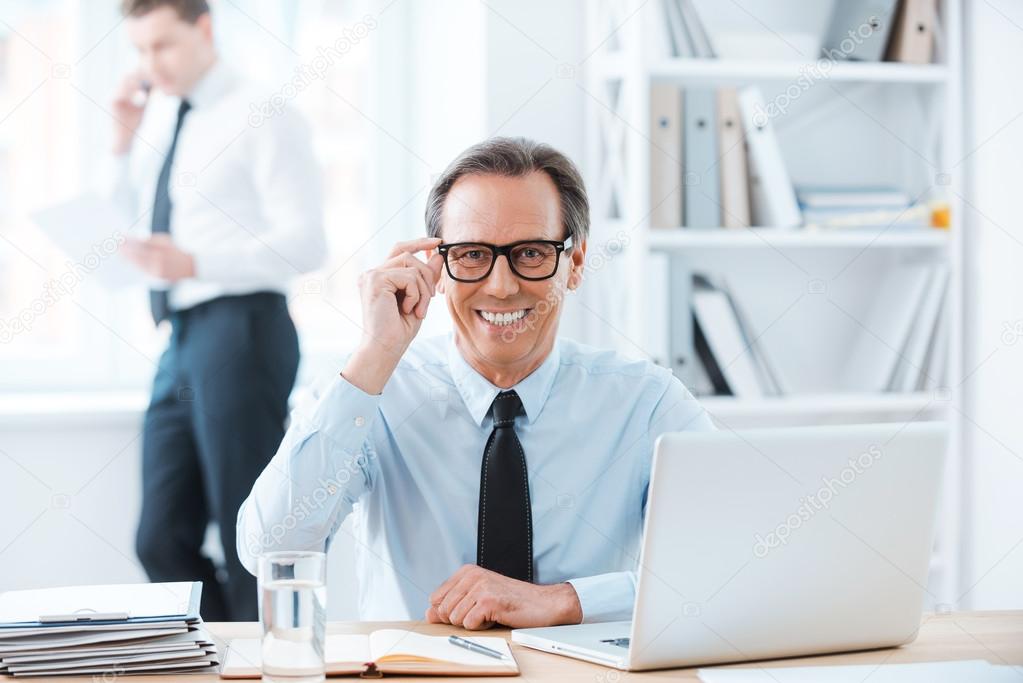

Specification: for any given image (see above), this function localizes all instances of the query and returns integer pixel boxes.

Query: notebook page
[369,629,513,667]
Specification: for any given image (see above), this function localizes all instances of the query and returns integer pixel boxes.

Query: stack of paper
[0,582,218,677]
[697,659,1022,682]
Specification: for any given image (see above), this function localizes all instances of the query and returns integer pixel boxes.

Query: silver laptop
[512,422,948,670]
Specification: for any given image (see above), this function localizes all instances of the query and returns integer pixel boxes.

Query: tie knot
[490,391,522,427]
[177,99,192,120]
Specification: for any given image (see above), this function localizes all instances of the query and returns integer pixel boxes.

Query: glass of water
[258,551,327,683]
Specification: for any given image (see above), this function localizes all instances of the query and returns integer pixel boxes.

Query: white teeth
[479,309,527,326]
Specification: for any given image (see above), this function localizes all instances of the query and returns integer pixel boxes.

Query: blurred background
[0,0,1020,619]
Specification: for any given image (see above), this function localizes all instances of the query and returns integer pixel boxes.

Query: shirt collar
[447,335,561,427]
[183,59,234,110]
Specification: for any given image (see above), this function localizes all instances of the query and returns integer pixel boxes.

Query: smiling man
[237,137,713,628]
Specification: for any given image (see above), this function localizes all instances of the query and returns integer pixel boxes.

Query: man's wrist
[341,344,404,395]
[549,582,583,625]
[112,136,133,155]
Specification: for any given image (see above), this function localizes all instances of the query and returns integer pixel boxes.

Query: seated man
[237,137,713,629]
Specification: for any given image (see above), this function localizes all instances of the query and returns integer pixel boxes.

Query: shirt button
[354,416,365,427]
[328,485,337,494]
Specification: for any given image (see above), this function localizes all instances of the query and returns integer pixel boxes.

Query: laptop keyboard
[599,638,630,648]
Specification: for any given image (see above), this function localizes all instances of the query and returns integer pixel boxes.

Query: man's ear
[427,249,447,294]
[567,237,586,290]
[196,12,214,43]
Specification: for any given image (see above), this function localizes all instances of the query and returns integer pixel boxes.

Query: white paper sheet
[697,659,1022,683]
[31,195,153,288]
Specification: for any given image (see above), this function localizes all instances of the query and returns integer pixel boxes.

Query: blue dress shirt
[237,334,714,622]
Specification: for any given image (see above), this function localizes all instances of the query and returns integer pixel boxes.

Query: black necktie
[149,98,192,325]
[477,390,533,582]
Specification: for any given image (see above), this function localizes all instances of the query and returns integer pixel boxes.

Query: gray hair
[425,137,589,244]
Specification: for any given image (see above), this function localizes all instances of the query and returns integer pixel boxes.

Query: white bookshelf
[649,59,949,84]
[582,0,964,607]
[647,228,949,250]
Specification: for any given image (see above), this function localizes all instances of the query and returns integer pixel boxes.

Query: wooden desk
[10,612,1023,681]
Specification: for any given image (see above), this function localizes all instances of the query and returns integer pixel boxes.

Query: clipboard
[0,582,202,630]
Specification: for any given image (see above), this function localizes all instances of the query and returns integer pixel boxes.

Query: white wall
[960,0,1023,610]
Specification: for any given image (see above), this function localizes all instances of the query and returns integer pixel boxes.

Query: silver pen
[447,635,509,660]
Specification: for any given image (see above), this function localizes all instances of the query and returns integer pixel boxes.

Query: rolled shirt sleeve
[236,374,381,576]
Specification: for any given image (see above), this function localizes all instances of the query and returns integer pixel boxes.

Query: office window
[0,0,406,391]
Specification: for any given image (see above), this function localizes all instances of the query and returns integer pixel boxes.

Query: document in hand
[31,194,152,288]
[221,629,519,678]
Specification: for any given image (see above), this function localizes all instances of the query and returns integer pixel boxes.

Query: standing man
[109,0,326,621]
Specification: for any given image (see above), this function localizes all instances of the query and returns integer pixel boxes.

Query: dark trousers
[135,292,298,622]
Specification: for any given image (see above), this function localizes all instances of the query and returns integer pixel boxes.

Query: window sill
[0,391,149,429]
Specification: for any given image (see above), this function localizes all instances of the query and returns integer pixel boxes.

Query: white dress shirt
[237,334,715,623]
[109,59,326,311]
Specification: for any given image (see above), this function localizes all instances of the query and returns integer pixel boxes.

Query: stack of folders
[649,85,802,231]
[0,582,218,677]
[797,186,929,231]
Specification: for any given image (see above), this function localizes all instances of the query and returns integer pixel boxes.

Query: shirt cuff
[192,249,235,283]
[566,571,637,623]
[309,374,383,454]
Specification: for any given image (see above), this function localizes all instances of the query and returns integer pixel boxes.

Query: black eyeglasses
[437,237,574,283]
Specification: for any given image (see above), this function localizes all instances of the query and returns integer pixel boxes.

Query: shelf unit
[647,227,949,250]
[582,0,964,607]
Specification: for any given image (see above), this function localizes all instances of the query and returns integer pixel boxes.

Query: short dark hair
[425,137,589,244]
[121,0,209,22]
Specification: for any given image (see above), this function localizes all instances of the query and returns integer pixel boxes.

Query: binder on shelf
[891,265,948,392]
[679,0,716,58]
[648,252,671,367]
[920,294,950,390]
[693,314,732,396]
[725,278,788,396]
[691,276,765,398]
[683,88,720,229]
[668,255,696,387]
[716,87,751,229]
[650,85,684,229]
[841,262,934,392]
[822,0,898,62]
[736,87,801,229]
[662,0,694,57]
[886,0,937,64]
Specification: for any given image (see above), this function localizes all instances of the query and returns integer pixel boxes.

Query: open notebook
[221,629,519,678]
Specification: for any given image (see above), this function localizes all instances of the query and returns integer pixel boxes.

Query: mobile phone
[130,80,151,108]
